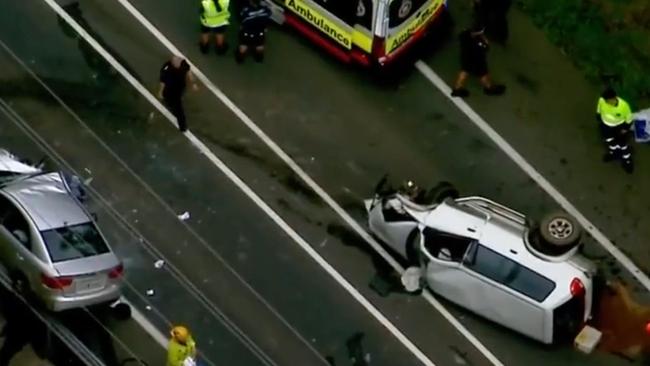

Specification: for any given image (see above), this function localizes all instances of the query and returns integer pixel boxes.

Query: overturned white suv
[364,177,597,344]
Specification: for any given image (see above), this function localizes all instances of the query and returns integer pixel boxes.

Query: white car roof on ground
[423,201,485,240]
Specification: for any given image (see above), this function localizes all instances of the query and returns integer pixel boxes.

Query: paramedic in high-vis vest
[167,326,197,366]
[596,87,634,173]
[199,0,231,55]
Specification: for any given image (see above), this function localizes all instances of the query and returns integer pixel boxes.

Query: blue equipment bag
[633,108,650,143]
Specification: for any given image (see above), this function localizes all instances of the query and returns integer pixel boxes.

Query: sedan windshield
[41,222,109,262]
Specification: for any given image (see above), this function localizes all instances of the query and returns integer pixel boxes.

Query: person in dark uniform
[451,24,505,98]
[473,0,511,44]
[235,0,272,63]
[158,56,198,132]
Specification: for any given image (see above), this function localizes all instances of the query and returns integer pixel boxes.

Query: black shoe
[622,161,634,174]
[484,84,506,95]
[451,88,469,97]
[602,153,616,162]
[199,42,209,54]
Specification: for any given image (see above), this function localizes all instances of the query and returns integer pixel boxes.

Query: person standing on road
[451,23,505,98]
[167,326,197,366]
[158,56,199,132]
[199,0,231,55]
[597,87,634,173]
[235,0,272,64]
[472,0,511,44]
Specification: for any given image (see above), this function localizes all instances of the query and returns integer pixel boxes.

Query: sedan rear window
[464,244,556,302]
[41,223,109,263]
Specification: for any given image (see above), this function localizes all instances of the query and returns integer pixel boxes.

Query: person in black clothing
[473,0,511,45]
[236,0,272,63]
[451,24,505,98]
[158,56,198,132]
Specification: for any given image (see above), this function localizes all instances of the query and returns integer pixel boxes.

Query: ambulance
[269,0,449,67]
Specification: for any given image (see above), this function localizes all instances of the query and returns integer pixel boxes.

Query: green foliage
[517,0,650,106]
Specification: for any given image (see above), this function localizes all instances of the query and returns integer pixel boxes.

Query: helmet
[171,326,190,344]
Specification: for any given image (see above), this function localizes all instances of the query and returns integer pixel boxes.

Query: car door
[0,194,16,265]
[419,229,484,310]
[460,243,549,342]
[0,195,41,281]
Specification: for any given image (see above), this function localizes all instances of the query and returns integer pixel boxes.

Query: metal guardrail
[0,267,106,366]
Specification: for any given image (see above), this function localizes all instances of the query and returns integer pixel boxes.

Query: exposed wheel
[538,212,582,254]
[426,181,459,204]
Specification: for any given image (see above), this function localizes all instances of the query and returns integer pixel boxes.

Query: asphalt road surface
[1,0,649,365]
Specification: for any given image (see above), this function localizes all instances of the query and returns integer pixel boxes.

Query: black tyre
[538,212,582,254]
[426,181,459,204]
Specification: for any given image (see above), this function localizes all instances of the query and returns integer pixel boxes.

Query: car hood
[52,252,119,277]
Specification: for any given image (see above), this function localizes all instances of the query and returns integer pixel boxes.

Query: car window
[422,227,472,262]
[41,222,109,263]
[0,195,31,250]
[388,0,428,28]
[463,244,556,302]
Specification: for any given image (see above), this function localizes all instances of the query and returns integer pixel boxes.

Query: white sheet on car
[0,149,40,174]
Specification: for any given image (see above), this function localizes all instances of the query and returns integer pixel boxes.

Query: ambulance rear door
[383,0,445,57]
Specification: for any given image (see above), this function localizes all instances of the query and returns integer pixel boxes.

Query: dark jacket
[240,3,271,34]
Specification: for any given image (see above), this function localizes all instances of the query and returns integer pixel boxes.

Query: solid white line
[42,0,439,365]
[112,1,504,365]
[121,297,169,348]
[415,61,650,291]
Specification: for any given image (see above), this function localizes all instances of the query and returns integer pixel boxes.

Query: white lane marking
[112,1,503,365]
[415,61,650,291]
[42,0,439,365]
[39,3,275,366]
[121,297,169,348]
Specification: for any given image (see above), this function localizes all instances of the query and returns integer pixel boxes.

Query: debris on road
[574,325,602,354]
[177,211,190,221]
[401,267,423,293]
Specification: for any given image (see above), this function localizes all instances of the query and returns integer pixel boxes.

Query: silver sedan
[0,150,123,311]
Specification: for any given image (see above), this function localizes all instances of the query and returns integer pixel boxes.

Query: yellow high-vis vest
[597,97,632,127]
[200,0,230,28]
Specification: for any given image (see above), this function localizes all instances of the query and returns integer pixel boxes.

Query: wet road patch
[593,282,650,362]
